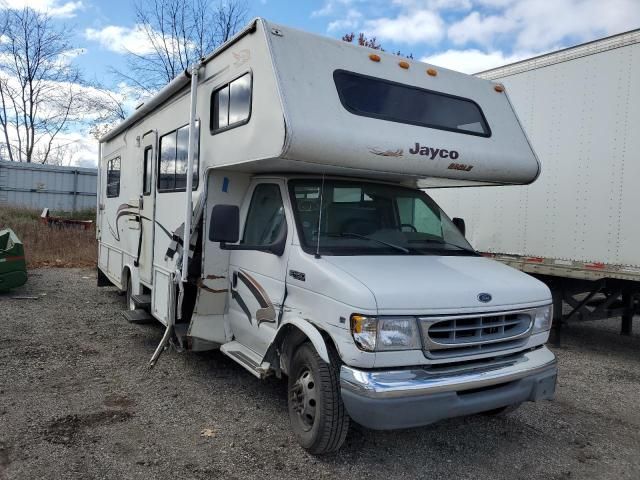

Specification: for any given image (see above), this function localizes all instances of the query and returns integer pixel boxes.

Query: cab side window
[243,184,286,246]
[106,157,121,198]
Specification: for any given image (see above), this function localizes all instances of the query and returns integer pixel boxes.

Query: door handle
[232,270,238,289]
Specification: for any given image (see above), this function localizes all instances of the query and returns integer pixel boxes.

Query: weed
[0,206,96,268]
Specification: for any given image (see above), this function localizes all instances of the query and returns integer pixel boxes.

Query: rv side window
[143,146,152,195]
[211,72,252,133]
[158,121,200,192]
[333,70,491,137]
[106,157,121,198]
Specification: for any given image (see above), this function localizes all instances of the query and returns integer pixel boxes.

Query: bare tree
[342,32,413,59]
[85,85,128,140]
[342,32,384,50]
[0,7,125,163]
[0,8,80,163]
[119,0,248,93]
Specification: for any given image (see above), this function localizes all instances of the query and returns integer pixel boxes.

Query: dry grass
[0,206,97,268]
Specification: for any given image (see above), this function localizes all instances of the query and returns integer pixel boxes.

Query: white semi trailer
[96,18,557,454]
[434,29,640,335]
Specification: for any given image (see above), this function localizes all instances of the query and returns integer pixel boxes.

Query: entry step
[221,341,271,379]
[122,309,154,324]
[131,294,151,310]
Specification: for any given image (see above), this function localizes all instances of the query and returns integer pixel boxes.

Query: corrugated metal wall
[0,160,97,212]
[432,30,640,269]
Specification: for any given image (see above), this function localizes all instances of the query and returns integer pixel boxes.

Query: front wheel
[288,343,349,454]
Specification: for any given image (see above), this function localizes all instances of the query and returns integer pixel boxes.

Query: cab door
[138,131,157,284]
[227,181,290,356]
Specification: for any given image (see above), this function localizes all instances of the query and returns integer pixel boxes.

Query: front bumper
[340,346,557,430]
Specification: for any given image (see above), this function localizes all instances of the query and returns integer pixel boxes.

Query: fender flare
[277,317,330,364]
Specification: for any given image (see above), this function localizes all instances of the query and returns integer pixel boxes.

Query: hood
[323,255,551,314]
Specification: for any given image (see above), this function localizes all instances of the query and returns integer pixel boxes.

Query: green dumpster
[0,228,27,291]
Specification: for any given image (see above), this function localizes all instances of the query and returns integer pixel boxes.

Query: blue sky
[58,0,640,84]
[4,0,639,165]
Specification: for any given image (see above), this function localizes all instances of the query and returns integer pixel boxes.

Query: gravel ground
[1,268,639,480]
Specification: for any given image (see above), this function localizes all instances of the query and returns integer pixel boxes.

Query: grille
[420,311,533,359]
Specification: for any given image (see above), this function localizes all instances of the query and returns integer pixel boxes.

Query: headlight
[351,314,421,352]
[531,304,553,333]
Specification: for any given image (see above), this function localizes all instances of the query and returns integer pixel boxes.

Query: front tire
[288,342,349,454]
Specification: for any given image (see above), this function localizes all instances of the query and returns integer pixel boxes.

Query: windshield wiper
[419,239,477,254]
[336,232,410,254]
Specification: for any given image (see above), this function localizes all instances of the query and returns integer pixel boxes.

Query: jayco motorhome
[97,18,557,454]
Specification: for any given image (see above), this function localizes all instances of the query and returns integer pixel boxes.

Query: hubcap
[290,368,317,431]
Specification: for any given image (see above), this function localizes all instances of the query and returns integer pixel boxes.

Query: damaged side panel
[188,171,252,345]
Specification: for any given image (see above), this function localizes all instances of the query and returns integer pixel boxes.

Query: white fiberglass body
[96,18,556,454]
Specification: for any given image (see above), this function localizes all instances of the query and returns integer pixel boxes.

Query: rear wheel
[288,342,349,454]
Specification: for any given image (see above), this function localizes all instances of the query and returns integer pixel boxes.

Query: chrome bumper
[341,346,557,400]
[340,346,557,430]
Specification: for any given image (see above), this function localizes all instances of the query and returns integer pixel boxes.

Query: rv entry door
[138,131,157,284]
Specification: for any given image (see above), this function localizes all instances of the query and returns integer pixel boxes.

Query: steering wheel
[400,224,417,232]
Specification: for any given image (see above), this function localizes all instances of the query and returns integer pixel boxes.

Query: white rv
[97,18,557,454]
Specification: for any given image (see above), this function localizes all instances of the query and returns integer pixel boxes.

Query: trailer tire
[287,342,349,454]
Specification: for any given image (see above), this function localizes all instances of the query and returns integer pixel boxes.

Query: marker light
[351,314,377,351]
[399,60,410,69]
[427,68,438,77]
[494,84,505,92]
[369,53,381,62]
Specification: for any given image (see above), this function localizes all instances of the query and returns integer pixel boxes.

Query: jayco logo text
[409,142,459,160]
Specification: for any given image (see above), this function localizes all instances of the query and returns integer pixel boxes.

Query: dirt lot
[1,268,639,480]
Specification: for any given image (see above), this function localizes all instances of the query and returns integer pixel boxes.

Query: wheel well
[121,266,131,291]
[267,324,341,378]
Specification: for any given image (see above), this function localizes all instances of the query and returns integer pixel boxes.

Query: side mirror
[452,217,466,237]
[209,204,240,243]
[268,221,288,257]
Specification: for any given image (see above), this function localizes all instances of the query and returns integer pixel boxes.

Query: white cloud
[4,0,83,17]
[312,0,359,17]
[327,8,362,32]
[365,10,445,44]
[508,0,640,50]
[422,48,530,73]
[447,0,640,50]
[391,0,472,10]
[448,11,516,47]
[84,25,155,56]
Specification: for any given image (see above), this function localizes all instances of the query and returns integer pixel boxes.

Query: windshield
[289,179,476,256]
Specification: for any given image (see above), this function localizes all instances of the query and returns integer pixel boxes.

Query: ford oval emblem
[478,293,492,303]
